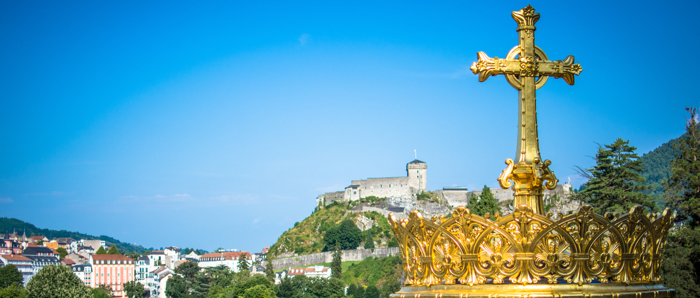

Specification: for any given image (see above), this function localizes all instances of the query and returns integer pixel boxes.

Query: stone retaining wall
[272,247,400,270]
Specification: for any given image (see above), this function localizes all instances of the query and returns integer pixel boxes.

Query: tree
[666,107,700,226]
[226,274,274,298]
[364,230,375,249]
[265,257,275,282]
[0,264,23,288]
[468,186,500,217]
[106,246,119,255]
[95,246,107,255]
[0,284,27,298]
[276,277,296,298]
[347,283,359,298]
[124,281,145,298]
[660,228,700,298]
[331,242,342,280]
[365,285,380,298]
[381,277,402,298]
[575,138,656,214]
[165,275,187,298]
[25,265,92,298]
[91,287,111,298]
[324,219,363,250]
[174,261,201,280]
[126,251,140,260]
[243,285,276,298]
[659,107,700,298]
[55,247,67,259]
[238,253,250,272]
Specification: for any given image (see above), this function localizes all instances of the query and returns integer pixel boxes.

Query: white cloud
[155,194,165,198]
[174,193,191,197]
[253,218,260,224]
[298,34,310,46]
[0,198,13,203]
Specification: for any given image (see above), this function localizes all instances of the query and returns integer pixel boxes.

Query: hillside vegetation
[0,217,146,254]
[269,202,396,257]
[640,135,683,197]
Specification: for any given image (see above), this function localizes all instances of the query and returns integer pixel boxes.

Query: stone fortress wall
[316,159,427,206]
[436,183,577,214]
[272,247,401,270]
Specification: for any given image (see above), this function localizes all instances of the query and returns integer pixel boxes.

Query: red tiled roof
[62,258,76,265]
[92,255,134,262]
[200,251,251,260]
[27,244,39,247]
[29,236,45,240]
[1,255,31,261]
[287,266,330,275]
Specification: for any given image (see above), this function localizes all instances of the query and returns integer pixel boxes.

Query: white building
[0,254,33,286]
[154,267,176,298]
[71,264,93,287]
[287,266,332,279]
[198,251,251,272]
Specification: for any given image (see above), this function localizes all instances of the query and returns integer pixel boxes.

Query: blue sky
[1,0,698,252]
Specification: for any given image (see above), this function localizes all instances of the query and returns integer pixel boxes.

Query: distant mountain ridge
[0,217,146,254]
[639,133,685,198]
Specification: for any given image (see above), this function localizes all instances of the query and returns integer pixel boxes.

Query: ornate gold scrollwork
[388,205,675,287]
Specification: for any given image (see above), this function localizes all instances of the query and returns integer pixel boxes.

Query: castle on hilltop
[317,159,427,205]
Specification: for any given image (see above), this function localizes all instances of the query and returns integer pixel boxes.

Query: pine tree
[331,242,342,279]
[265,257,275,282]
[575,138,656,214]
[364,230,375,249]
[666,107,700,226]
[95,246,107,255]
[106,246,119,255]
[468,186,500,217]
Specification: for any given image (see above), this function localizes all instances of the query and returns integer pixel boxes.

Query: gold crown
[388,204,675,288]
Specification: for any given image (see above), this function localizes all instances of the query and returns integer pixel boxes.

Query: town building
[28,236,48,245]
[66,252,90,264]
[0,254,33,286]
[198,251,251,272]
[71,263,93,287]
[90,254,135,298]
[286,266,332,279]
[23,246,61,280]
[80,239,106,252]
[0,239,22,255]
[154,267,175,298]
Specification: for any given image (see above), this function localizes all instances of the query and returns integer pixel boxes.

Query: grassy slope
[0,217,146,254]
[342,256,402,287]
[268,202,395,257]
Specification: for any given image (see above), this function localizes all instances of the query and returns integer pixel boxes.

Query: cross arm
[536,56,583,85]
[469,52,520,82]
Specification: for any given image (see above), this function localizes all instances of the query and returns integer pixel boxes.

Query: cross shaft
[469,5,582,214]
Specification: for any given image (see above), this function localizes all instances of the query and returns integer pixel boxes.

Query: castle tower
[406,159,427,192]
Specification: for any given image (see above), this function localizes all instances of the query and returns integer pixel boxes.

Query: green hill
[0,217,146,254]
[269,201,396,257]
[639,134,685,198]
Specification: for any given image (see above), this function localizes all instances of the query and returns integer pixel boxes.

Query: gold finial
[469,5,583,215]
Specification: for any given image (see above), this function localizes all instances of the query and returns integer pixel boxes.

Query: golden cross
[470,5,582,215]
